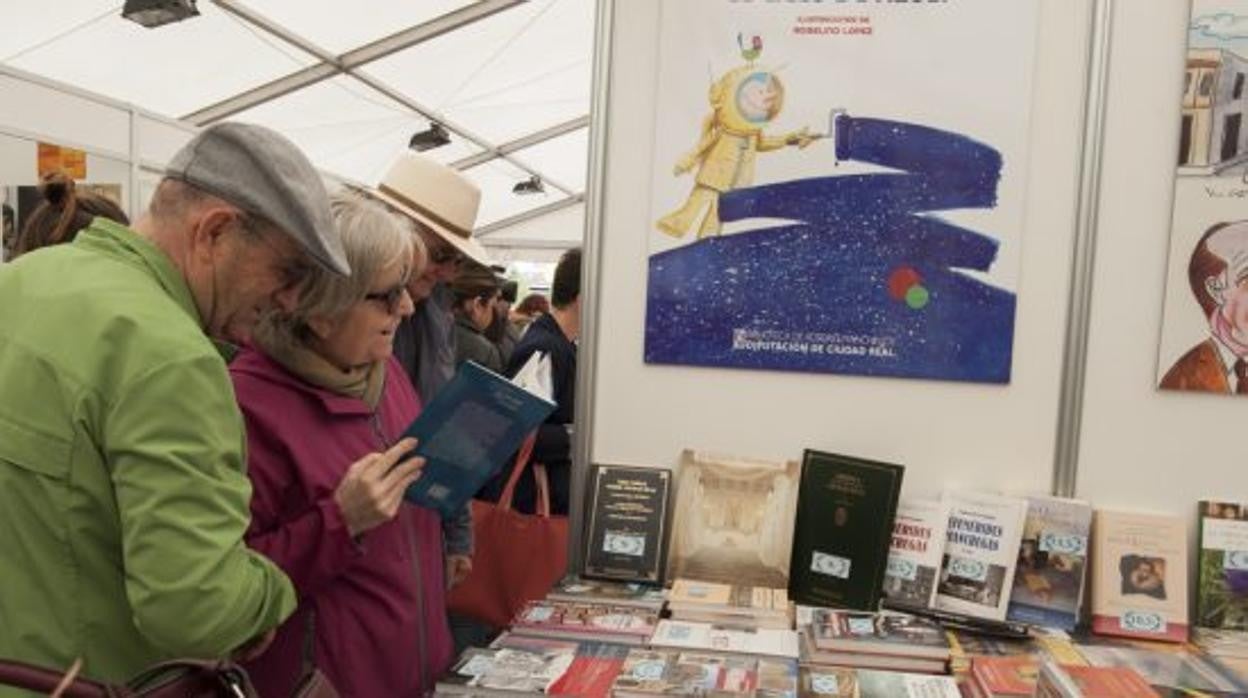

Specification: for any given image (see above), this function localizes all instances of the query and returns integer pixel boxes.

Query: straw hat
[372,151,490,266]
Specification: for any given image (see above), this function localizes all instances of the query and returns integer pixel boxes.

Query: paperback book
[797,667,858,697]
[934,491,1028,622]
[1197,500,1248,631]
[667,449,800,588]
[881,499,949,611]
[546,576,666,612]
[437,645,575,695]
[667,578,792,628]
[970,656,1038,697]
[610,648,798,697]
[1036,661,1159,698]
[401,356,555,518]
[1005,495,1093,631]
[788,449,905,611]
[490,633,631,697]
[855,669,961,698]
[1091,510,1189,643]
[799,608,949,660]
[510,600,658,646]
[648,619,801,659]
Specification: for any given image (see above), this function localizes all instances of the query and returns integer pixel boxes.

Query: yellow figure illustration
[658,38,818,239]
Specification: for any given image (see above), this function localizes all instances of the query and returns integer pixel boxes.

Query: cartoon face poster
[1158,1,1248,396]
[644,0,1040,383]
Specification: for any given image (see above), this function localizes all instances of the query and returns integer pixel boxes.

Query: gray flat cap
[165,122,350,275]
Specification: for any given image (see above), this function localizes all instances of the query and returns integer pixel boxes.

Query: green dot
[905,284,929,309]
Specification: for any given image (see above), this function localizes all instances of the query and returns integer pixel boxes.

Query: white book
[933,491,1028,621]
[881,499,949,611]
[648,619,799,659]
[856,669,961,698]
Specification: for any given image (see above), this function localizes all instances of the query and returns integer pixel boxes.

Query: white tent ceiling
[0,0,592,248]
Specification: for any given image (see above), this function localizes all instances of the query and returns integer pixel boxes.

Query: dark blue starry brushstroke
[644,115,1016,384]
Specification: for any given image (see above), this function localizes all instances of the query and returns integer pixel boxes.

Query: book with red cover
[492,633,631,698]
[971,656,1038,696]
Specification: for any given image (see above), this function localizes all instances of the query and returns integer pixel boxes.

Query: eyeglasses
[363,284,409,314]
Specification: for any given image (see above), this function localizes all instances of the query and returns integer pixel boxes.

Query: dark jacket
[453,314,504,374]
[478,312,576,515]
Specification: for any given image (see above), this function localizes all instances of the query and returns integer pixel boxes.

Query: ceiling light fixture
[122,0,200,28]
[409,123,451,152]
[512,175,544,196]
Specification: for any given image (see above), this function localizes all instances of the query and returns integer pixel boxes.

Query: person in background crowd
[12,171,129,259]
[481,248,582,516]
[232,191,447,697]
[451,262,505,374]
[511,292,551,336]
[0,122,354,686]
[371,151,490,646]
[486,278,521,365]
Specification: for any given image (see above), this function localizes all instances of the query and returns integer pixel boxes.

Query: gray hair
[255,190,415,348]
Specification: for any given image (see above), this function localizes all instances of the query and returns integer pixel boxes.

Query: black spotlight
[409,123,451,152]
[122,0,200,28]
[512,175,544,196]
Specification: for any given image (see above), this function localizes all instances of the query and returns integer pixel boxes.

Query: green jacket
[0,219,295,687]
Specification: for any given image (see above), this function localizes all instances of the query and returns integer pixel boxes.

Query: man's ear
[1207,274,1228,305]
[187,208,236,263]
[307,314,334,341]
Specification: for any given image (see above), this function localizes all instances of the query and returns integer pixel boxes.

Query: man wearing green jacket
[0,123,411,688]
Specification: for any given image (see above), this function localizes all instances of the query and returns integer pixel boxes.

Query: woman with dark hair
[450,262,504,373]
[14,172,129,258]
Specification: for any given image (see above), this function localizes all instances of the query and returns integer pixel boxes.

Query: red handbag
[447,434,568,628]
[0,657,256,697]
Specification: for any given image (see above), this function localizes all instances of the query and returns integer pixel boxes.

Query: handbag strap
[0,659,111,698]
[497,431,538,512]
[532,463,552,518]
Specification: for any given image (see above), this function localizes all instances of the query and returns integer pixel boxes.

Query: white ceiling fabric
[0,0,591,247]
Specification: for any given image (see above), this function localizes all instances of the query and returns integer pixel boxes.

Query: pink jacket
[230,349,453,697]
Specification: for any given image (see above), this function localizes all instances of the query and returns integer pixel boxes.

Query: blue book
[401,359,556,518]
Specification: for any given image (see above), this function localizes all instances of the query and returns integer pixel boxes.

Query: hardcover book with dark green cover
[788,449,904,611]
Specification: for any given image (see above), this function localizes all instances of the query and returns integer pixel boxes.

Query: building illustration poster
[644,0,1039,383]
[1159,1,1248,396]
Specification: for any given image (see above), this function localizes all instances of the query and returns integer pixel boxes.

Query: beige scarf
[258,332,386,409]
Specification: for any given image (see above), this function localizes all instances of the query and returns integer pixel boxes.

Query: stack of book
[794,667,961,697]
[508,599,659,646]
[546,576,667,614]
[666,578,793,629]
[609,648,798,696]
[796,608,950,674]
[437,634,633,697]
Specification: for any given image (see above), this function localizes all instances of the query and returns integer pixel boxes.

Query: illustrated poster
[1159,1,1248,396]
[644,0,1040,383]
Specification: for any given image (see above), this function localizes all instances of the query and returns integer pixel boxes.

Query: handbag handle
[497,431,538,513]
[0,659,110,698]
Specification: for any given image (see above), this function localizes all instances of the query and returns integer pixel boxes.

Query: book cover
[610,649,791,696]
[797,667,858,697]
[667,449,800,588]
[1197,500,1248,631]
[803,609,949,659]
[441,645,576,694]
[972,656,1039,696]
[668,578,790,615]
[934,491,1028,621]
[400,359,555,518]
[855,669,961,698]
[882,499,949,611]
[788,449,905,611]
[511,600,658,644]
[1091,510,1189,643]
[546,576,666,611]
[648,619,800,659]
[797,629,949,674]
[491,635,631,698]
[1005,495,1092,631]
[756,657,799,698]
[583,464,673,585]
[1058,665,1159,697]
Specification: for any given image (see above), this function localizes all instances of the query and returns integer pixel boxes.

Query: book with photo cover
[1197,500,1248,631]
[882,499,949,612]
[510,600,659,645]
[546,576,666,611]
[490,633,631,698]
[933,491,1028,622]
[799,608,949,660]
[788,449,905,611]
[666,449,800,588]
[1091,510,1189,643]
[1005,495,1092,631]
[582,464,673,585]
[401,356,555,518]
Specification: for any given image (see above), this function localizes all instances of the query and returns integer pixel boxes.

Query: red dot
[887,266,921,300]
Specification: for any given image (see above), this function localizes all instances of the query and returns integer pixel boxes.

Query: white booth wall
[585,1,1097,501]
[1075,2,1247,516]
